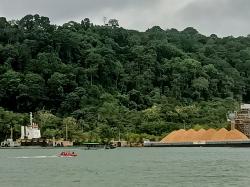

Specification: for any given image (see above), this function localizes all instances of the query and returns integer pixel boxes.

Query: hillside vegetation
[0,15,246,142]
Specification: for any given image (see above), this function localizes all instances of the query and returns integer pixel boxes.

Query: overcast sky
[0,0,249,37]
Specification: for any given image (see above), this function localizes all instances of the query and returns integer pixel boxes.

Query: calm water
[0,147,250,187]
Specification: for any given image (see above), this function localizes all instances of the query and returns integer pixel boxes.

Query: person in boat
[59,151,77,156]
[61,152,69,156]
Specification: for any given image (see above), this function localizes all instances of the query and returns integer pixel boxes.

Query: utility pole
[66,123,68,141]
[10,126,13,140]
[118,128,121,142]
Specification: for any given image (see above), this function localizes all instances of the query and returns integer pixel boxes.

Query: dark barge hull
[144,141,250,147]
[20,139,47,146]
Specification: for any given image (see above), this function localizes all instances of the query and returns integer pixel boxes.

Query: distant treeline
[0,15,246,142]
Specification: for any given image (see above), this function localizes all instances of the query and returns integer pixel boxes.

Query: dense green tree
[108,19,119,28]
[62,117,79,140]
[36,110,62,138]
[0,14,249,141]
[0,107,28,141]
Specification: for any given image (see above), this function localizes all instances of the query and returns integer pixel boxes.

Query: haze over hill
[0,0,250,36]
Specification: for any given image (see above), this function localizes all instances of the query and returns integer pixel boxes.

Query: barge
[144,140,250,147]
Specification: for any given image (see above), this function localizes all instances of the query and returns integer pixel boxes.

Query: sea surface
[0,147,250,187]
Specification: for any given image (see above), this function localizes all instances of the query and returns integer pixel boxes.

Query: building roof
[241,104,250,110]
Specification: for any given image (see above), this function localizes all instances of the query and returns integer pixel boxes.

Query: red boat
[58,151,78,157]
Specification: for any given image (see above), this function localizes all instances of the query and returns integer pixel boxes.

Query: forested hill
[0,15,248,141]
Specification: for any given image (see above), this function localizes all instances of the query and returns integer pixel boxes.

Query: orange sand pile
[193,129,206,141]
[191,129,206,141]
[161,128,248,143]
[226,129,248,140]
[183,129,197,142]
[201,129,217,141]
[162,129,186,142]
[160,131,176,143]
[210,128,228,141]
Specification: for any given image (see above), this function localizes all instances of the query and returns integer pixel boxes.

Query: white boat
[1,125,21,147]
[1,139,21,147]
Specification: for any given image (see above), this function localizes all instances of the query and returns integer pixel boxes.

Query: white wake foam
[14,155,57,159]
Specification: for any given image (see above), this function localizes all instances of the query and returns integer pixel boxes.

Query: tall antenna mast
[103,16,108,26]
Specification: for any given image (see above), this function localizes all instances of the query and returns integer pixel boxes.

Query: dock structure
[233,104,250,138]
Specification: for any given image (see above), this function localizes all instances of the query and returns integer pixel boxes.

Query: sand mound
[210,128,228,141]
[160,131,176,143]
[201,129,217,141]
[193,129,206,141]
[161,128,249,143]
[183,129,197,142]
[168,129,186,142]
[226,129,248,140]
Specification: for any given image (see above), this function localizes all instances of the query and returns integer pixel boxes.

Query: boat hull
[144,140,250,147]
[57,155,77,158]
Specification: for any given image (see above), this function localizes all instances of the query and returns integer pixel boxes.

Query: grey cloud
[0,0,158,23]
[0,0,250,36]
[176,0,250,36]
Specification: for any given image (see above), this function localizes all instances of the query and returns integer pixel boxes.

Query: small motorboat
[105,144,117,149]
[58,151,78,157]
